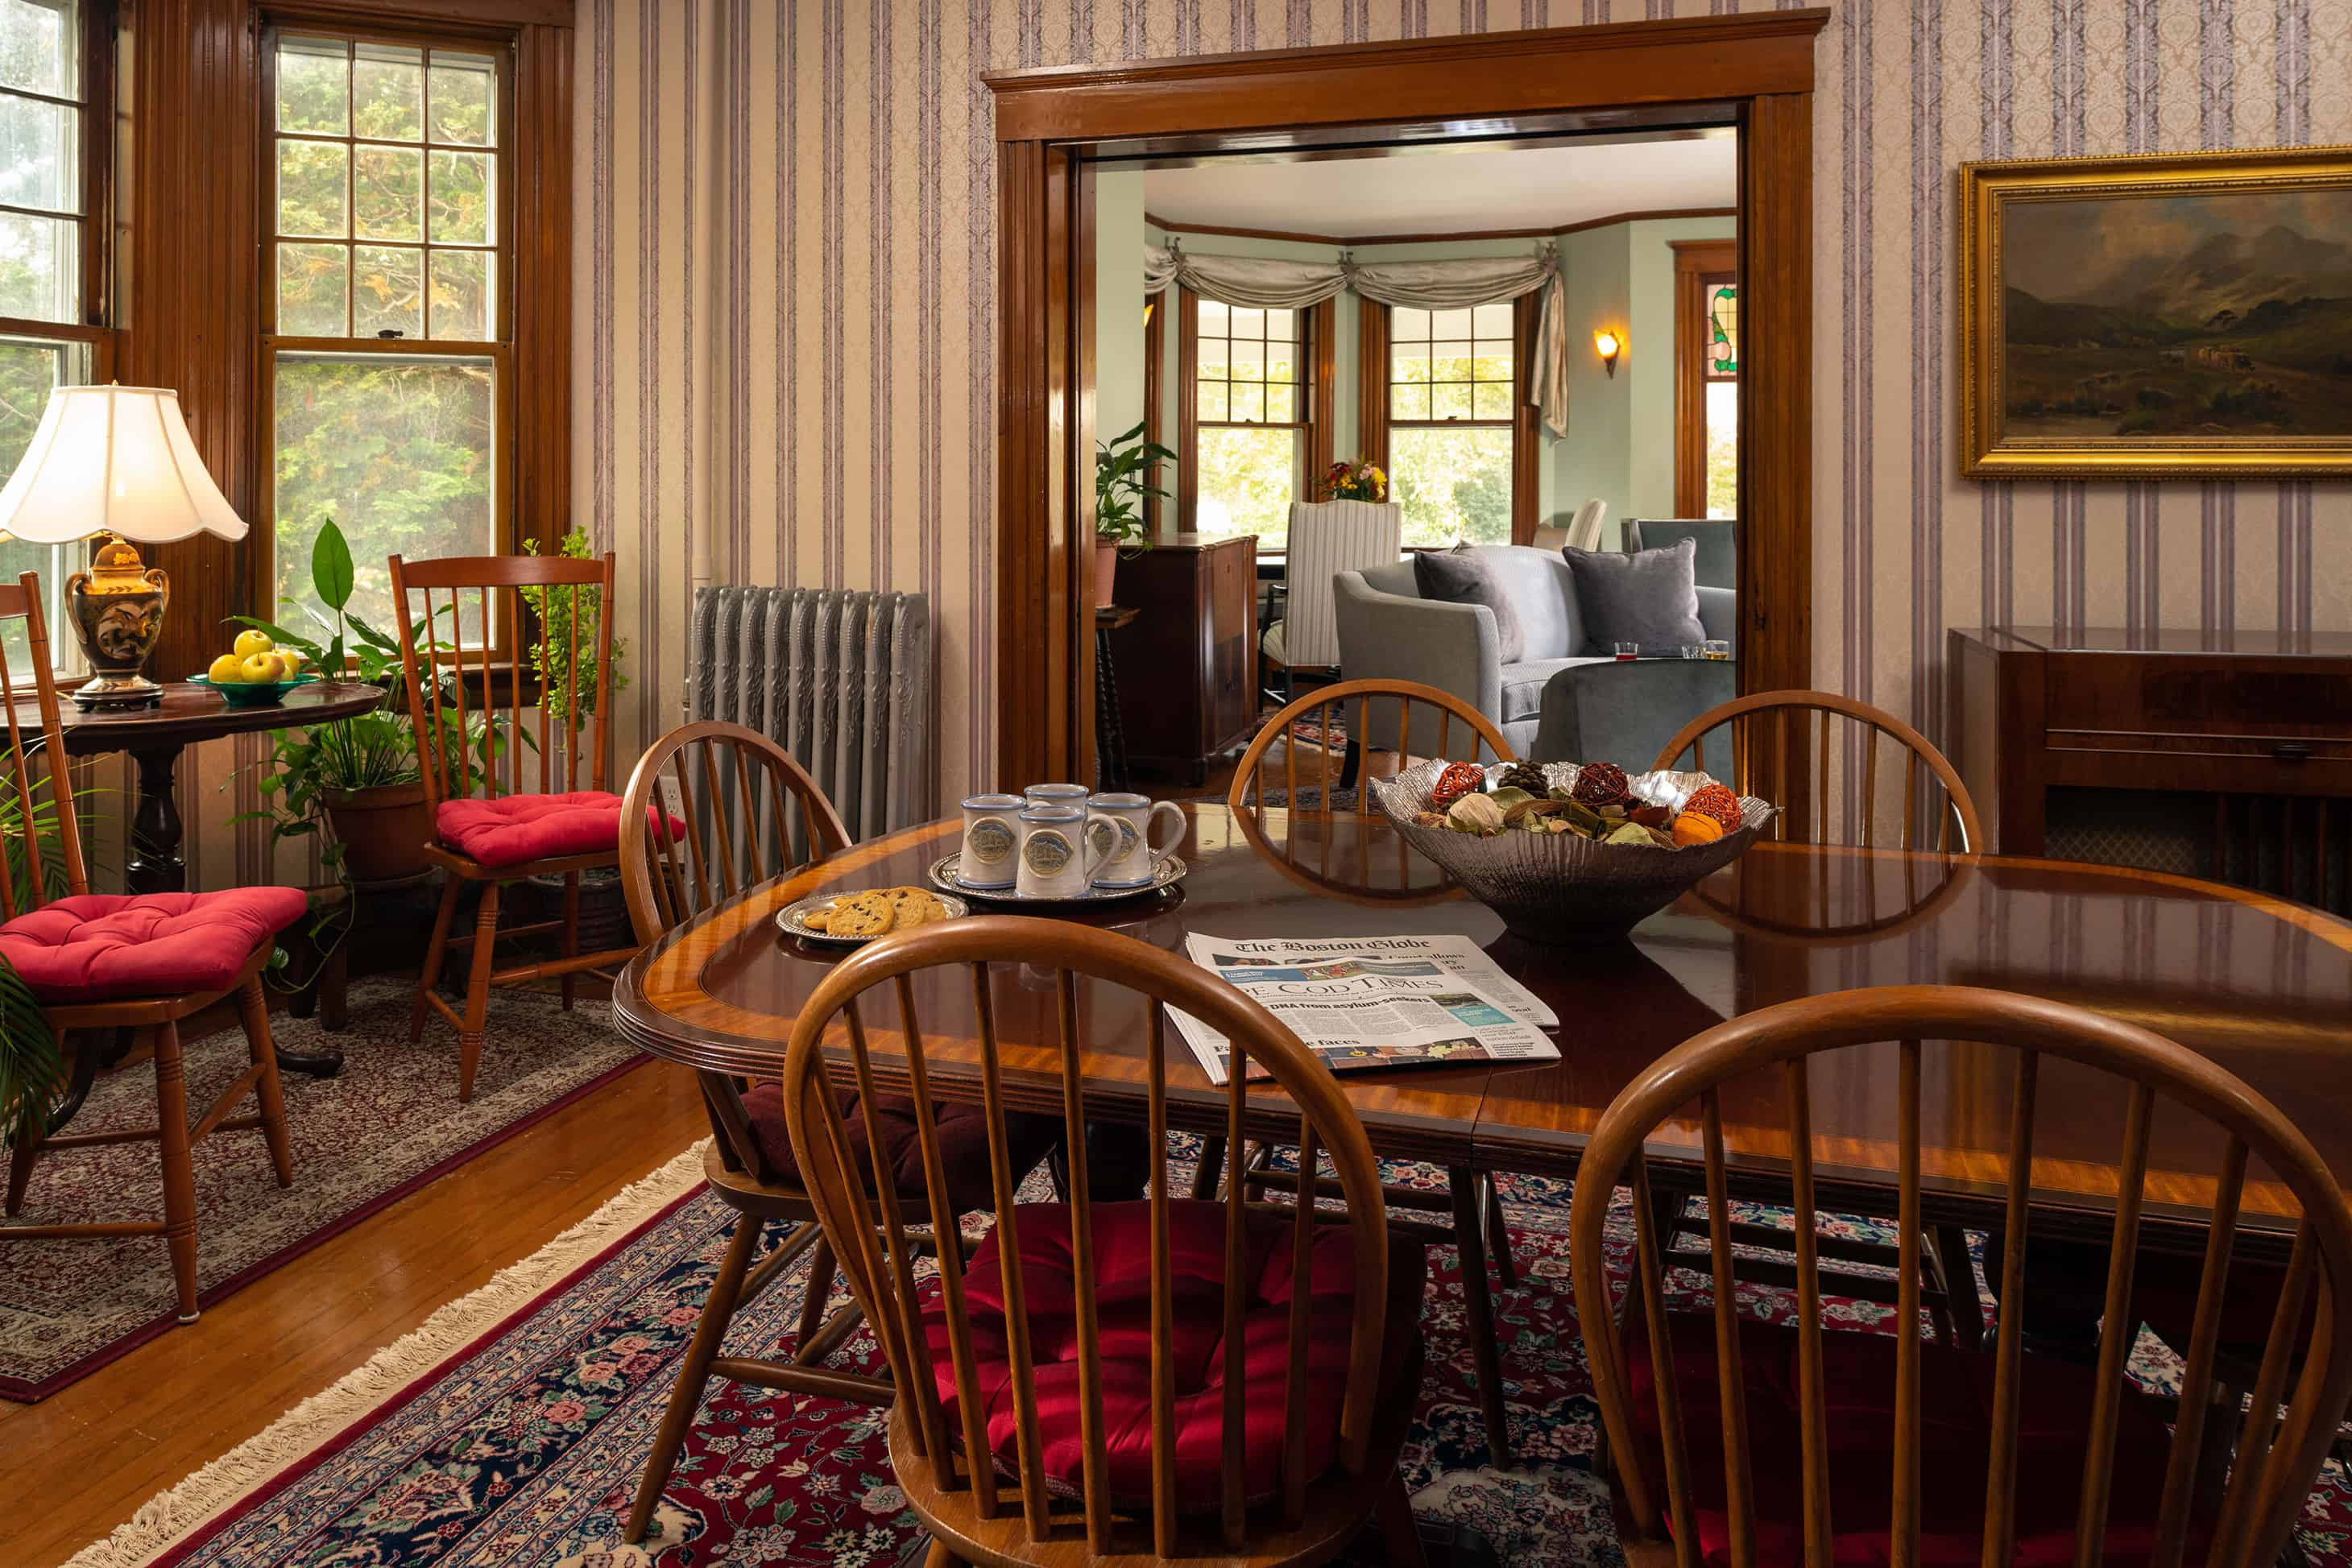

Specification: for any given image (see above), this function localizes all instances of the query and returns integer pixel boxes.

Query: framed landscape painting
[1961,144,2352,477]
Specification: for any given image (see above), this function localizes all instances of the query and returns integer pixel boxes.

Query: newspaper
[1171,932,1561,1086]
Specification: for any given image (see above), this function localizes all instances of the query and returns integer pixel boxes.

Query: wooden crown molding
[1144,206,1737,250]
[983,10,1828,142]
[259,0,575,30]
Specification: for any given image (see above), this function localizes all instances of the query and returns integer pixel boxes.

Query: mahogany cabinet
[1948,627,2352,916]
[1105,534,1259,786]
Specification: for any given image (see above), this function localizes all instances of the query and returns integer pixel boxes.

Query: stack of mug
[959,784,1186,898]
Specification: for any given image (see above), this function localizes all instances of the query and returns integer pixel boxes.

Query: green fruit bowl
[188,671,321,708]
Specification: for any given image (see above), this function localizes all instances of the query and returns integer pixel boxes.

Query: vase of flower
[1322,458,1387,502]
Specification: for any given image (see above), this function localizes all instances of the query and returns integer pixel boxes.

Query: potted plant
[516,529,633,951]
[1094,419,1175,608]
[0,780,87,1149]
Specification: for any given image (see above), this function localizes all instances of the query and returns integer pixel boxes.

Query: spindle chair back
[1650,689,1981,854]
[782,916,1415,1564]
[1568,984,2352,1568]
[386,549,617,811]
[0,572,87,917]
[1229,676,1513,813]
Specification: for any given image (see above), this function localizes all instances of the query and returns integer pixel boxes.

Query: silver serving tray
[776,887,971,945]
[929,851,1187,905]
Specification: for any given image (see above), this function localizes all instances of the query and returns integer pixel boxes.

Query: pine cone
[1496,760,1549,795]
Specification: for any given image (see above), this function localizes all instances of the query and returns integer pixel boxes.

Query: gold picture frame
[1961,143,2352,478]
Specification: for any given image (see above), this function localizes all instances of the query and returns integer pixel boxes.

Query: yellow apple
[277,648,307,676]
[233,629,274,659]
[238,652,284,684]
[206,653,244,684]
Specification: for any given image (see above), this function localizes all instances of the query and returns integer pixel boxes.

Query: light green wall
[1094,171,1148,476]
[1117,212,1736,540]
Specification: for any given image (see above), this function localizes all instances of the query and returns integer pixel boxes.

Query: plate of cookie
[776,884,970,945]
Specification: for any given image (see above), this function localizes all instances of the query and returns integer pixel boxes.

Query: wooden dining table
[613,804,2352,1269]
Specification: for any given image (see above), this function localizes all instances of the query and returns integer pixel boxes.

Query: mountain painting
[1998,188,2352,440]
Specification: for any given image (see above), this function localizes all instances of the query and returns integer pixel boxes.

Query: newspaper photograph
[1171,933,1561,1086]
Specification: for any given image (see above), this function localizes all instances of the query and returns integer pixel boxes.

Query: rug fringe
[60,1142,711,1568]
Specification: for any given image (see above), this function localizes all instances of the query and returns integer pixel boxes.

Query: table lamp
[0,385,250,710]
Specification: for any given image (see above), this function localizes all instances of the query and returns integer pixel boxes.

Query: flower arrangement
[1322,459,1386,502]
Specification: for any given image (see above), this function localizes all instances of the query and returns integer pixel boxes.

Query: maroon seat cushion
[0,887,308,1003]
[923,1199,1427,1512]
[437,791,681,870]
[1622,1310,2192,1568]
[740,1082,1061,1212]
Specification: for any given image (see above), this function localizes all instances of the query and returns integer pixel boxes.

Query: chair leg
[1190,1134,1226,1201]
[1483,1173,1518,1290]
[236,978,295,1188]
[1373,1471,1427,1568]
[560,870,580,1011]
[1448,1165,1512,1466]
[792,1235,837,1360]
[1932,1223,1984,1351]
[151,1021,201,1324]
[624,1212,760,1544]
[457,883,502,1103]
[921,1542,963,1568]
[411,872,463,1044]
[6,1115,36,1217]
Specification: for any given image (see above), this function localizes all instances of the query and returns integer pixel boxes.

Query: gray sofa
[1332,544,1736,762]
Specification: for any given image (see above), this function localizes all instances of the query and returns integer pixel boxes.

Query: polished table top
[614,805,2352,1252]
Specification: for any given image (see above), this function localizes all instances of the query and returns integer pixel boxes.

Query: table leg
[126,743,187,895]
[1095,628,1130,794]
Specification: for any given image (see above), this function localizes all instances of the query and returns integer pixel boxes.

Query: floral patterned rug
[0,981,648,1401]
[65,1138,2352,1568]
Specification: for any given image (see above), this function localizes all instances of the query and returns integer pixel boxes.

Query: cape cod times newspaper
[1170,933,1561,1086]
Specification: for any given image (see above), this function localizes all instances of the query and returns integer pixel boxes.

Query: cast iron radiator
[684,586,932,843]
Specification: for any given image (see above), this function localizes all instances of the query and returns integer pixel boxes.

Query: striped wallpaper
[557,0,2352,821]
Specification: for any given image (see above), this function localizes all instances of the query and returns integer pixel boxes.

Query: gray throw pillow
[1563,539,1705,656]
[1413,543,1525,664]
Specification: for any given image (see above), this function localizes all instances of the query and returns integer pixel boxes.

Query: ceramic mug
[1085,792,1186,887]
[1016,804,1108,898]
[958,793,1025,888]
[1024,782,1091,810]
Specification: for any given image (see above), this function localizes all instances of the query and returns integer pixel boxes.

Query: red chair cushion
[0,887,308,1003]
[924,1199,1427,1512]
[739,1082,1061,1212]
[1622,1309,2193,1568]
[436,791,667,869]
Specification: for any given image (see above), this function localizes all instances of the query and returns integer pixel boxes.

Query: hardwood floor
[0,1020,709,1568]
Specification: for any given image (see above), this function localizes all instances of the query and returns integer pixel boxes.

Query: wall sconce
[1593,329,1622,379]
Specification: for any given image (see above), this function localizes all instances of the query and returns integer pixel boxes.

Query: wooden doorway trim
[1673,238,1739,517]
[983,10,1828,796]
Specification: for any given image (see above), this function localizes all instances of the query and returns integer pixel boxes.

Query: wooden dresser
[1106,534,1259,786]
[1948,627,2352,916]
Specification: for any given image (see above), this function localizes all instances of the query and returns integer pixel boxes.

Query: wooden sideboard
[1948,627,2352,916]
[1105,533,1260,786]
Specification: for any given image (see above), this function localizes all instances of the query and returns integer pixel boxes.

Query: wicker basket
[1365,759,1776,941]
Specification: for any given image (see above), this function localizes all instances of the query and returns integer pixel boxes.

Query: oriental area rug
[64,1140,2352,1568]
[0,981,648,1401]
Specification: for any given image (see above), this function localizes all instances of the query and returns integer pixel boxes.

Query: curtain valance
[1144,242,1569,436]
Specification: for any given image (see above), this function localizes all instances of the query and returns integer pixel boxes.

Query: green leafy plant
[1095,419,1176,552]
[519,530,629,732]
[0,950,59,1148]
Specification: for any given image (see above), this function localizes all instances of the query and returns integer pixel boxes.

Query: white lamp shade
[0,385,249,546]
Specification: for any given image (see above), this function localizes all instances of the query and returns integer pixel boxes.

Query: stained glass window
[1706,282,1737,377]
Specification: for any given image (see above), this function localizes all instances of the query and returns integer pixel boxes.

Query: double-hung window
[0,0,110,670]
[1386,304,1514,547]
[263,27,508,636]
[1186,296,1307,545]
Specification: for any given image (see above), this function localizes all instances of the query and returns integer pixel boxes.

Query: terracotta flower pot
[1093,537,1119,607]
[324,780,433,884]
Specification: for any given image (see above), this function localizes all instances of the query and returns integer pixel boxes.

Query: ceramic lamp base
[71,671,164,711]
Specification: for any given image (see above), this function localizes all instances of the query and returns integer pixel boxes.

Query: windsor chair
[1570,985,2352,1568]
[1650,689,1986,1337]
[388,550,644,1101]
[614,721,1063,1545]
[0,572,304,1324]
[782,916,1427,1566]
[1227,675,1521,1462]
